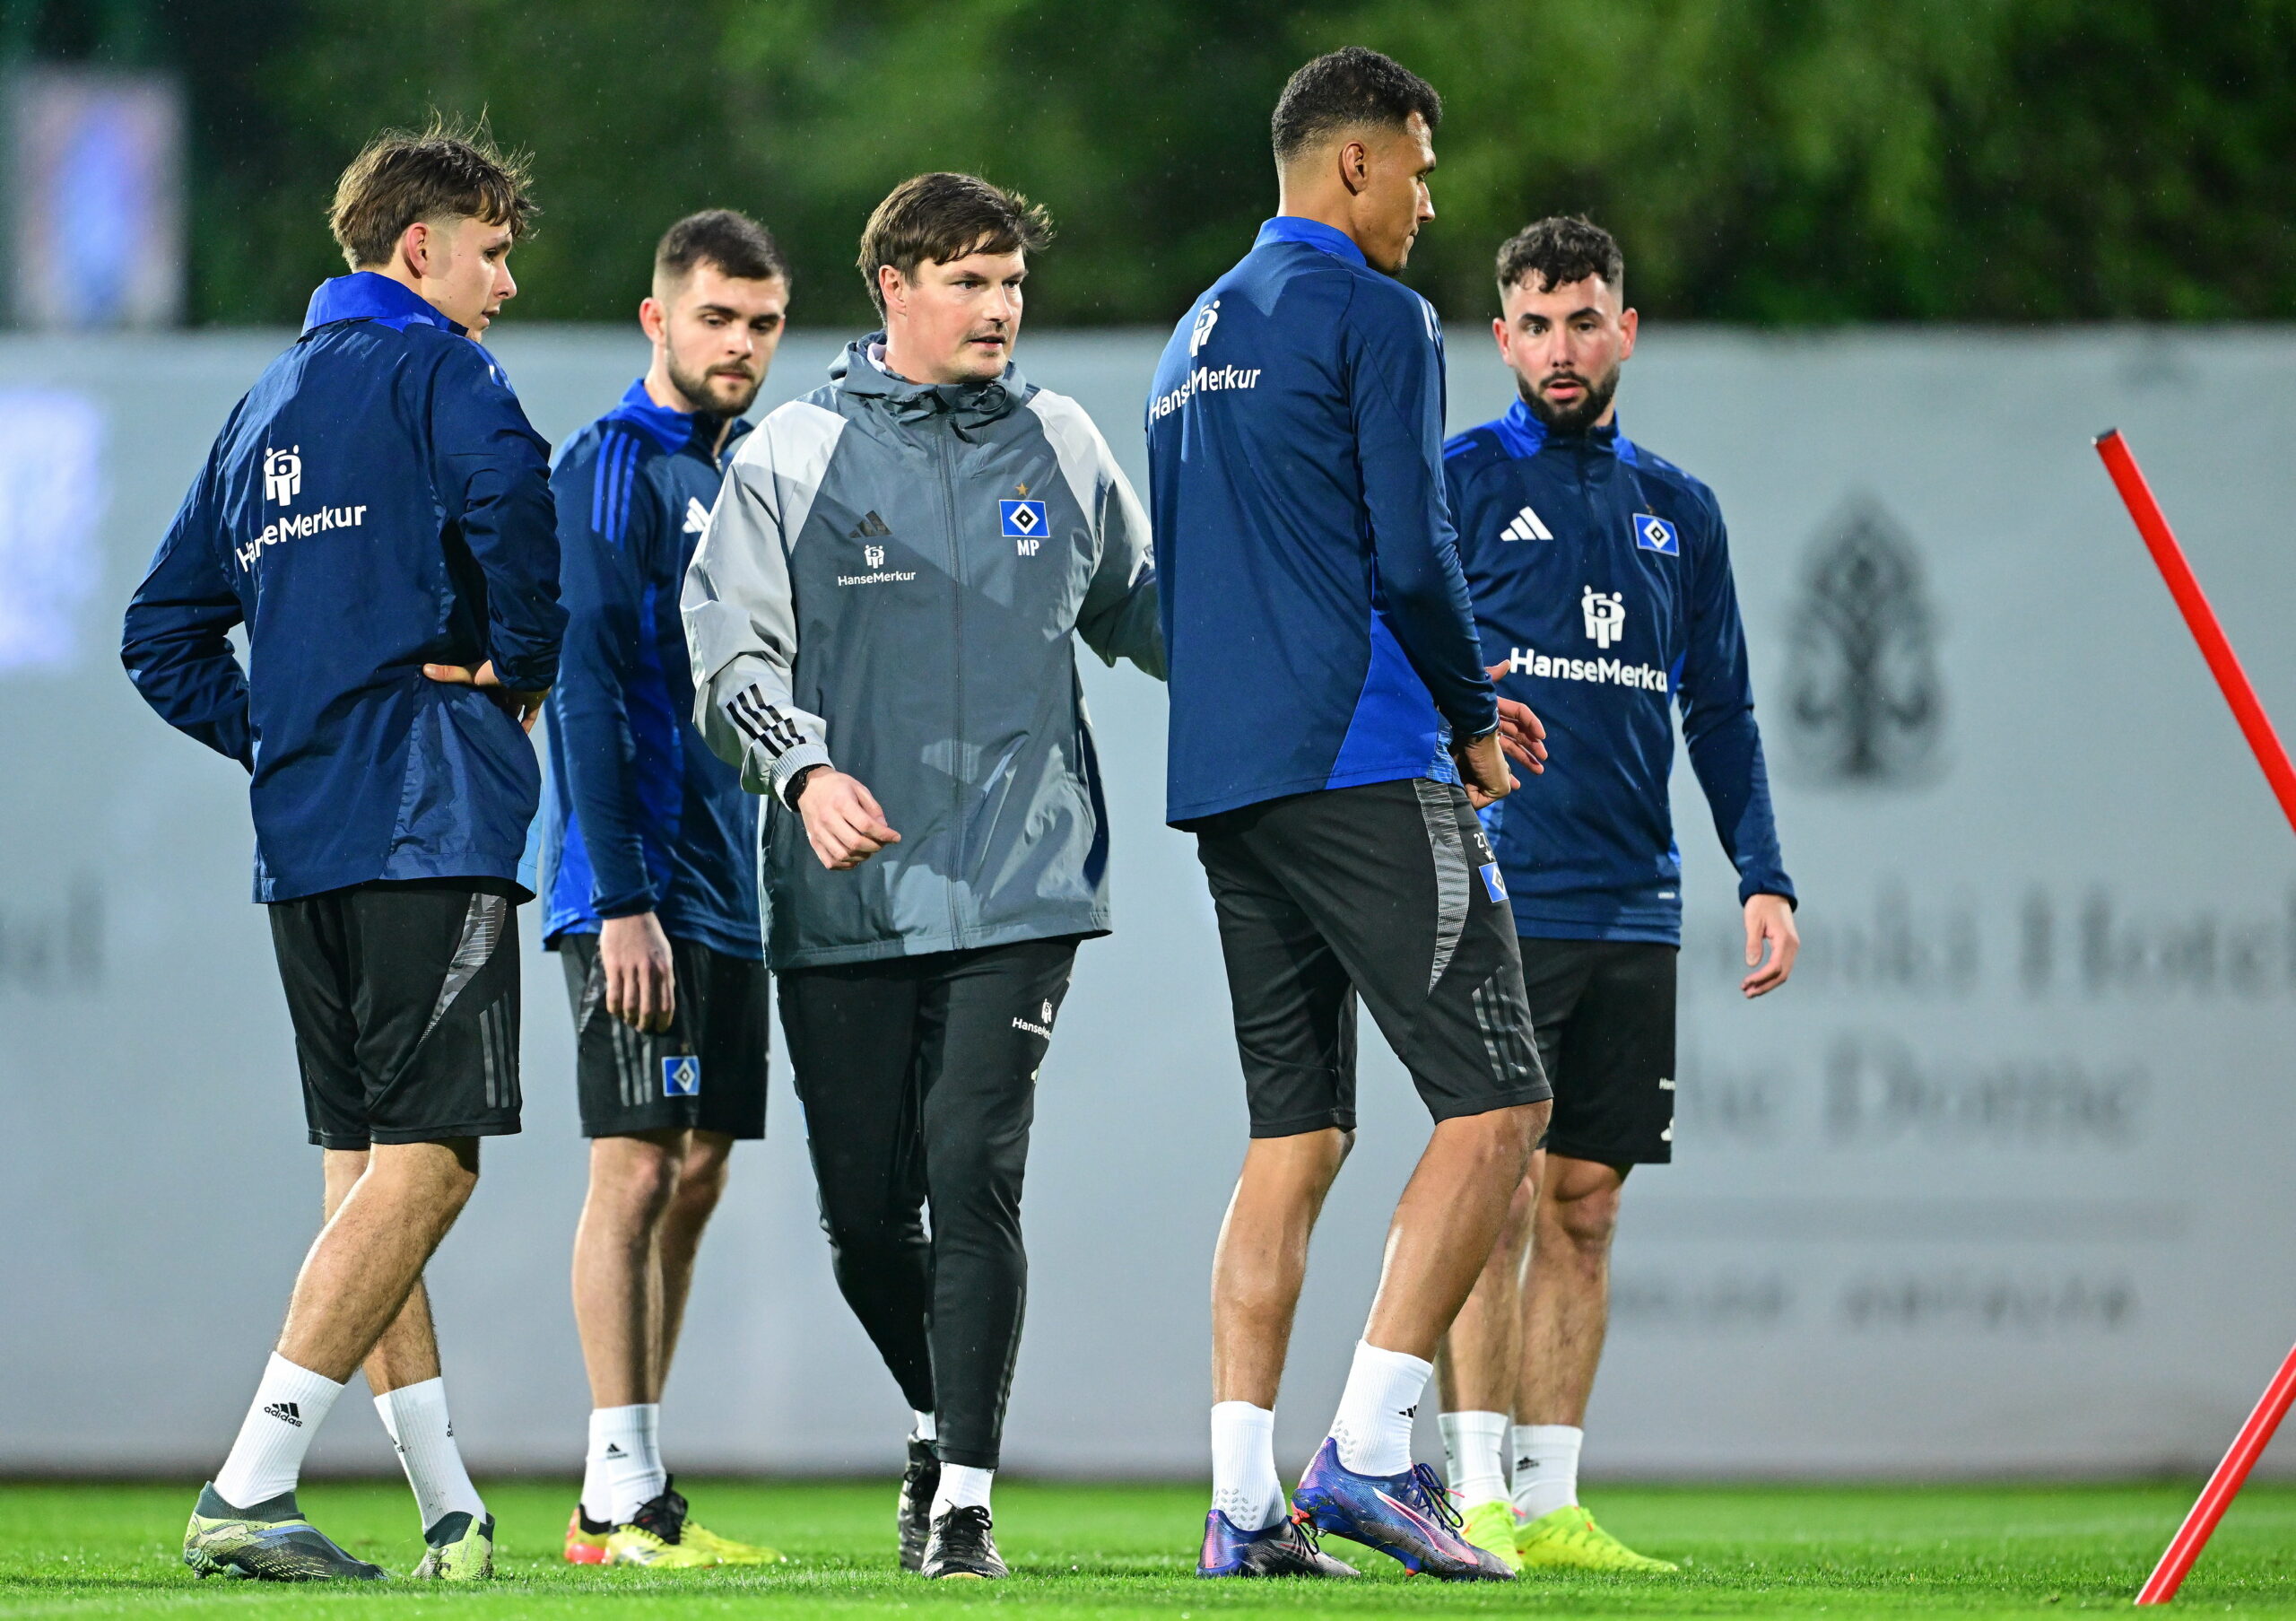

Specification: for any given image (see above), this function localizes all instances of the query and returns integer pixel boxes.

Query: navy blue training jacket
[539,380,761,959]
[1445,401,1793,943]
[1147,217,1497,825]
[121,272,564,902]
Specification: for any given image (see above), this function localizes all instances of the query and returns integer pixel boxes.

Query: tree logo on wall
[1781,498,1944,787]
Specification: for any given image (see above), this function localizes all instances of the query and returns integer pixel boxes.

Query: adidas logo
[604,1442,626,1458]
[1398,1403,1419,1419]
[1500,504,1554,543]
[264,1401,304,1427]
[683,496,709,535]
[848,510,891,540]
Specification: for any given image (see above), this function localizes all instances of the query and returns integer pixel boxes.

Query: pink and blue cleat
[1196,1508,1358,1578]
[1290,1437,1515,1580]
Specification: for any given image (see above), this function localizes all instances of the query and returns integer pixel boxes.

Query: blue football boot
[1196,1508,1358,1577]
[1291,1437,1515,1580]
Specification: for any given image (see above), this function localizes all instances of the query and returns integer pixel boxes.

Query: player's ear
[1618,306,1639,360]
[638,295,668,345]
[877,263,908,320]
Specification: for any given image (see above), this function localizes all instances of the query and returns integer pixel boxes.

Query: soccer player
[1434,215,1798,1573]
[1146,48,1554,1582]
[541,211,789,1570]
[683,172,1162,1579]
[120,121,561,1582]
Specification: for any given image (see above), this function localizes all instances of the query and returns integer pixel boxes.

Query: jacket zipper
[937,417,964,943]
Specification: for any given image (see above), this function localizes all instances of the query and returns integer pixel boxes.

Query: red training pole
[2093,430,2296,839]
[2133,1343,2296,1604]
[2096,429,2296,1603]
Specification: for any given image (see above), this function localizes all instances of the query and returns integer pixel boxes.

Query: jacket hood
[830,334,1029,431]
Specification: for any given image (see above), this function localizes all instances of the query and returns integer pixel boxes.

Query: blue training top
[122,272,563,902]
[1445,402,1794,943]
[1146,216,1497,826]
[539,380,761,959]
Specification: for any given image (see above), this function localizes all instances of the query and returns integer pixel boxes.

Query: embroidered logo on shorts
[662,1056,700,1097]
[1479,861,1508,902]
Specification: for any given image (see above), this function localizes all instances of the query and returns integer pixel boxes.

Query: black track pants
[777,936,1078,1470]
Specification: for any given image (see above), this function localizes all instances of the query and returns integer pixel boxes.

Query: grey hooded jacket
[682,338,1164,970]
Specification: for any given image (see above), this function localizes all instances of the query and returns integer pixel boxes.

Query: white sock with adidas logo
[1327,1339,1431,1478]
[374,1376,485,1532]
[214,1353,344,1509]
[582,1404,665,1525]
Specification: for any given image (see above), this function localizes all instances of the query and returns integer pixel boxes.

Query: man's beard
[1518,366,1619,435]
[667,356,761,417]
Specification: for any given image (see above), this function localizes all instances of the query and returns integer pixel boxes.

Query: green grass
[3,1478,2293,1617]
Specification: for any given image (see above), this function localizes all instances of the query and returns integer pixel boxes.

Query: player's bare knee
[589,1133,683,1221]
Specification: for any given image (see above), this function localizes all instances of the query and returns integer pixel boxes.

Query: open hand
[423,659,546,733]
[796,770,901,870]
[1742,893,1799,998]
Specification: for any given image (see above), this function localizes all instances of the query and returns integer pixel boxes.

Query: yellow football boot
[1515,1503,1677,1572]
[1458,1499,1526,1573]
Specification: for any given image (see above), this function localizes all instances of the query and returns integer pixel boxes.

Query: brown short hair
[655,209,788,290]
[328,115,537,271]
[1497,216,1624,298]
[856,172,1052,317]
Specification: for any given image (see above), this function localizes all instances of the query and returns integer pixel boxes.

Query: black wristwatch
[784,763,824,809]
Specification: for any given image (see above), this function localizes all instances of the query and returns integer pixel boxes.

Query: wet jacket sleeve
[428,343,565,693]
[121,449,252,768]
[1345,287,1499,737]
[1677,493,1796,906]
[1050,405,1164,679]
[547,434,657,918]
[682,411,836,808]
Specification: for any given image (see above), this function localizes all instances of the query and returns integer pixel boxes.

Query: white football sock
[374,1377,484,1531]
[582,1404,665,1524]
[1512,1423,1583,1521]
[213,1354,344,1509]
[1209,1400,1284,1530]
[1327,1339,1431,1477]
[911,1410,938,1444]
[932,1463,993,1516]
[1439,1409,1510,1509]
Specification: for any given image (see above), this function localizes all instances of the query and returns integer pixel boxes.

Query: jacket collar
[301,272,464,336]
[605,378,748,458]
[831,335,1026,431]
[1254,215,1369,269]
[1496,397,1625,459]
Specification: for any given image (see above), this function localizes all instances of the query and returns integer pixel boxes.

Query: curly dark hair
[1496,216,1624,297]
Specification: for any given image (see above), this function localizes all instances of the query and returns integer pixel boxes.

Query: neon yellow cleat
[681,1519,784,1565]
[603,1522,718,1568]
[409,1511,494,1580]
[1515,1504,1677,1572]
[1457,1500,1526,1573]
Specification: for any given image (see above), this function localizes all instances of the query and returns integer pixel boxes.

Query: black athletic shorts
[559,931,770,1139]
[268,879,523,1151]
[1519,937,1677,1166]
[1194,778,1551,1137]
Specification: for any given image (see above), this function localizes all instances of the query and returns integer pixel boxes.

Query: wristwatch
[784,763,824,809]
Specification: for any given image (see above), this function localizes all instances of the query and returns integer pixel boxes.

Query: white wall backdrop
[1,321,2292,1479]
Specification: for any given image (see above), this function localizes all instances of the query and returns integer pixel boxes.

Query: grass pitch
[3,1478,2294,1617]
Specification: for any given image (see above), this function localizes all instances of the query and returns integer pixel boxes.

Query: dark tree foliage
[114,0,2296,326]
